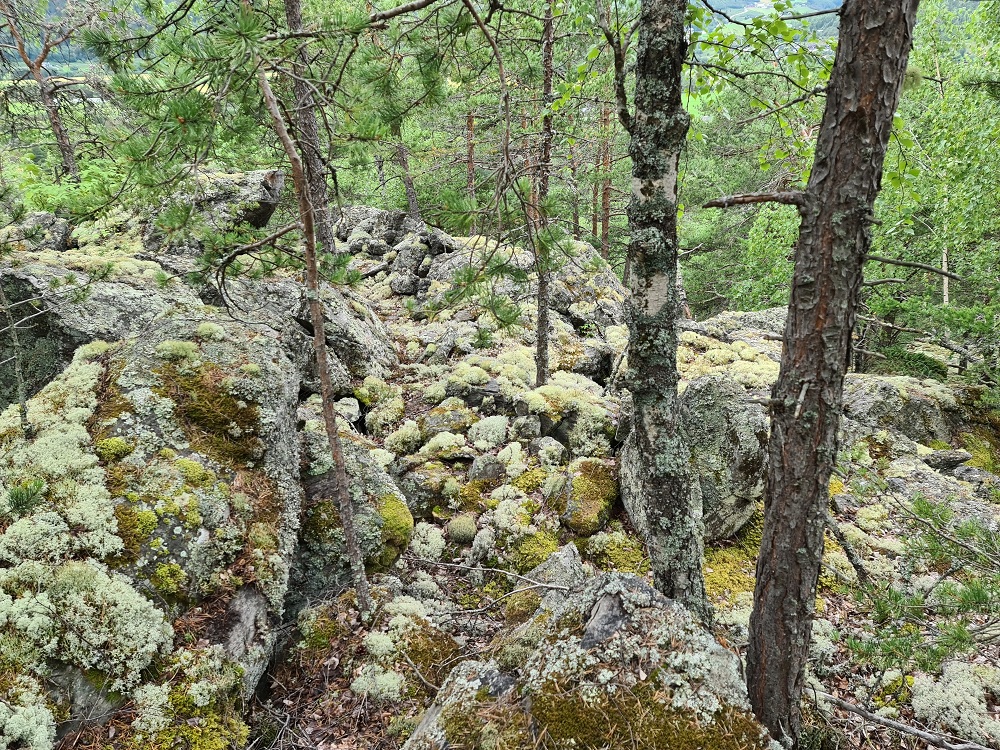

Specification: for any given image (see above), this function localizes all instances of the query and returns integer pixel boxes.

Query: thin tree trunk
[375,154,388,205]
[534,0,555,388]
[0,279,31,435]
[467,111,476,233]
[592,126,601,242]
[568,132,581,240]
[35,74,78,183]
[600,107,612,258]
[256,66,372,616]
[942,247,949,305]
[392,124,421,221]
[746,1,920,744]
[283,0,339,252]
[625,0,707,619]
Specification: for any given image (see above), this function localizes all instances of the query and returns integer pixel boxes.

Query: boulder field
[1,172,998,749]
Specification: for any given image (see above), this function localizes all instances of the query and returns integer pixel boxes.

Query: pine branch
[865,254,964,282]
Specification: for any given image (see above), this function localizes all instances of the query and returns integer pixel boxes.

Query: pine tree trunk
[283,0,339,251]
[256,66,372,616]
[533,0,555,388]
[746,1,919,744]
[601,107,612,259]
[375,154,388,205]
[625,0,707,619]
[36,75,78,183]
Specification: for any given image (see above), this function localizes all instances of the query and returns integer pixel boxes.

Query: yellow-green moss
[828,477,845,496]
[150,562,189,596]
[512,532,560,573]
[175,458,216,487]
[874,674,914,709]
[585,531,650,574]
[111,504,158,565]
[95,437,133,463]
[458,479,496,511]
[400,620,461,694]
[960,429,1000,475]
[511,467,547,495]
[372,494,415,570]
[302,498,340,542]
[563,459,617,536]
[440,692,533,749]
[704,546,756,605]
[928,439,952,451]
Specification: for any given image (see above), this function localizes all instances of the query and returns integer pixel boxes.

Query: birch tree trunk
[746,1,920,743]
[625,0,707,620]
[534,0,555,388]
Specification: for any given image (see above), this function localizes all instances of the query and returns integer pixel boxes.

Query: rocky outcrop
[403,574,778,750]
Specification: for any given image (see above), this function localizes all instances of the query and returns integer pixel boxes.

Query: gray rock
[922,449,973,473]
[469,453,506,482]
[511,414,542,440]
[842,374,960,445]
[621,374,767,545]
[0,211,71,253]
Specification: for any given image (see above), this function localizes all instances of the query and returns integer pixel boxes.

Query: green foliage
[847,495,1000,673]
[4,480,46,519]
[869,347,949,381]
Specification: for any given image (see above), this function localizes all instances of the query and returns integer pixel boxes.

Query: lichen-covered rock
[622,374,767,544]
[842,374,961,445]
[403,574,776,750]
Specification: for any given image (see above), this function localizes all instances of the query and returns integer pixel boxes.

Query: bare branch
[814,691,993,750]
[865,254,965,282]
[703,191,805,209]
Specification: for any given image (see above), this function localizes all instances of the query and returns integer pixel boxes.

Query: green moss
[175,458,216,487]
[400,620,461,695]
[585,530,649,574]
[302,498,340,542]
[512,532,560,573]
[440,692,533,750]
[874,674,914,709]
[504,589,542,623]
[928,439,952,451]
[154,362,263,466]
[960,429,1000,475]
[150,563,189,596]
[95,436,133,463]
[447,514,478,545]
[563,459,617,536]
[529,683,771,750]
[458,479,497,511]
[372,494,415,571]
[511,467,547,495]
[704,546,756,605]
[111,504,158,565]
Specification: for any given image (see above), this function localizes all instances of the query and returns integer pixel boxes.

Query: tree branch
[594,0,631,134]
[813,691,993,750]
[865,254,964,282]
[704,191,805,209]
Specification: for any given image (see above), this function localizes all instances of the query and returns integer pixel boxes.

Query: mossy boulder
[403,574,776,750]
[560,458,617,536]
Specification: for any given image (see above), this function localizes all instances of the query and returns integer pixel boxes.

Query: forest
[1,0,999,749]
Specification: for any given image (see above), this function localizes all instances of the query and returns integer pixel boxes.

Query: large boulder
[403,574,777,750]
[841,374,962,445]
[621,374,768,544]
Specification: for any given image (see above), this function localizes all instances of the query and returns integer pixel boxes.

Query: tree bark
[600,107,612,259]
[0,279,31,435]
[392,123,421,221]
[256,66,372,616]
[36,74,78,182]
[624,0,707,619]
[746,1,920,744]
[283,0,339,252]
[533,0,555,388]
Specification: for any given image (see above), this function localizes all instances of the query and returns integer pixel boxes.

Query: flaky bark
[256,66,372,615]
[746,1,920,744]
[624,0,706,619]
